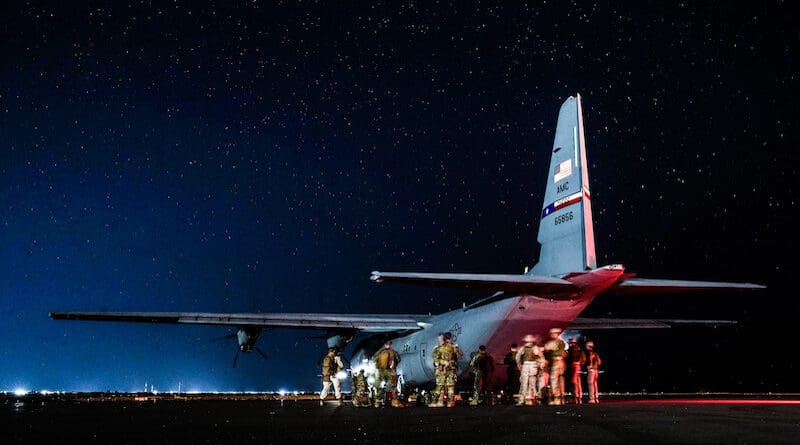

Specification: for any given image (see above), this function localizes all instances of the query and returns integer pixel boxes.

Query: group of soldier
[504,327,602,406]
[319,327,602,407]
[321,340,405,408]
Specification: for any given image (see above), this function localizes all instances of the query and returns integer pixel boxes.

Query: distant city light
[13,388,28,396]
[278,389,286,397]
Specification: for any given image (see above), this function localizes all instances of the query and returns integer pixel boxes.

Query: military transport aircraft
[51,94,763,387]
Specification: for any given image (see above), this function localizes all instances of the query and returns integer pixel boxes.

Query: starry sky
[1,1,797,393]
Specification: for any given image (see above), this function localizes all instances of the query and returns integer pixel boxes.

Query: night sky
[1,2,797,393]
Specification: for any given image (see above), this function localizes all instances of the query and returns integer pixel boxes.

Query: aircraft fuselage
[351,265,625,386]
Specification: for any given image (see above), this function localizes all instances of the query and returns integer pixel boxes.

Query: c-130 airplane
[51,94,763,388]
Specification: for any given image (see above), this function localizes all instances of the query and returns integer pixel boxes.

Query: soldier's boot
[429,393,446,408]
[470,391,480,406]
[446,388,456,407]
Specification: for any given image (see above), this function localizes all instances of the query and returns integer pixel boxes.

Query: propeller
[211,329,269,368]
[254,346,269,361]
[233,347,268,368]
[210,333,237,343]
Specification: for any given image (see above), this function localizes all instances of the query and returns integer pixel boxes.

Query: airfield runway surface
[6,396,800,444]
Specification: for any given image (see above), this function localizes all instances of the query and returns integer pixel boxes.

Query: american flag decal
[554,159,572,183]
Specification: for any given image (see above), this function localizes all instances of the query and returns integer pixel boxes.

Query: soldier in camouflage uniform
[502,343,520,404]
[515,334,542,405]
[469,345,495,405]
[320,347,344,406]
[430,332,462,407]
[351,369,371,407]
[534,337,549,403]
[543,327,567,405]
[567,338,586,403]
[585,341,602,403]
[372,340,403,407]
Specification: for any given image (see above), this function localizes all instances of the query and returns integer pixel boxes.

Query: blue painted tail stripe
[541,191,582,219]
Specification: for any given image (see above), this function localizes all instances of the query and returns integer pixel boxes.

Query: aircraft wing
[370,271,579,298]
[569,317,737,329]
[49,311,429,332]
[599,278,765,296]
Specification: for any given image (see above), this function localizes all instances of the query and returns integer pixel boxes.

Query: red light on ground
[607,399,800,405]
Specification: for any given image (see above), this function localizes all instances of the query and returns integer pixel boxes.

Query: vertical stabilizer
[531,95,597,276]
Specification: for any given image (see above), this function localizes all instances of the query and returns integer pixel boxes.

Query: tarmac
[5,394,800,444]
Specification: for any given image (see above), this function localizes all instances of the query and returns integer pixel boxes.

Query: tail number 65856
[554,211,574,225]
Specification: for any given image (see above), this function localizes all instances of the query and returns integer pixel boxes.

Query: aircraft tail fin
[531,94,597,276]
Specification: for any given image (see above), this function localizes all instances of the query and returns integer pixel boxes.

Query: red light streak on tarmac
[606,399,800,405]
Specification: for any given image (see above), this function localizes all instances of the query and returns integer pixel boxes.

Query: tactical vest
[322,355,338,376]
[434,343,455,367]
[472,352,494,373]
[520,345,536,362]
[568,348,585,365]
[588,351,601,369]
[544,340,565,361]
[374,348,396,369]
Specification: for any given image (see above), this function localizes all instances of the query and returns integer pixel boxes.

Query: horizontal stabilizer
[50,312,428,332]
[569,317,737,329]
[600,278,765,296]
[370,271,578,298]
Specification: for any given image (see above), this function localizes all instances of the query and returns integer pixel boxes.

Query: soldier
[430,332,460,407]
[320,347,344,406]
[534,338,549,403]
[469,345,495,405]
[515,334,542,406]
[372,340,403,407]
[585,341,602,403]
[351,369,371,407]
[503,343,520,404]
[543,327,567,405]
[566,338,586,403]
